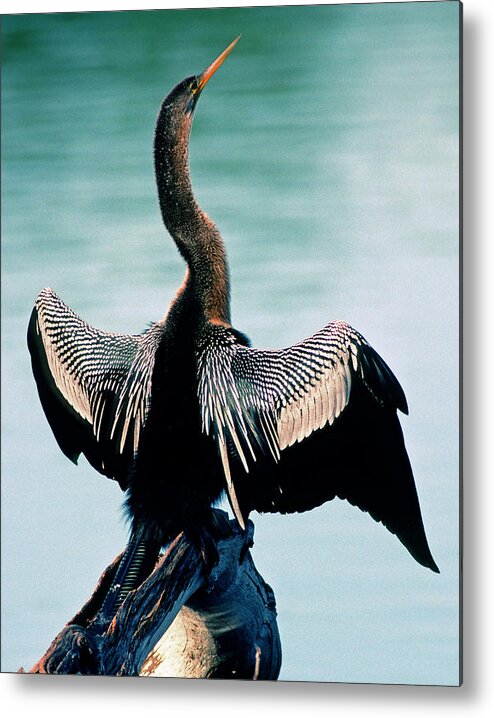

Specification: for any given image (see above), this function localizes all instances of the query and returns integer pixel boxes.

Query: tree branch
[25,510,281,679]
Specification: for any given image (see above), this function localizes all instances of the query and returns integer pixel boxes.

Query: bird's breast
[126,320,225,530]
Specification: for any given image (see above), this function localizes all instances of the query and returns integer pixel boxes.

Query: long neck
[154,103,231,325]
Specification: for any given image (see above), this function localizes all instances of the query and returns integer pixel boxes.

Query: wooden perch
[25,510,281,679]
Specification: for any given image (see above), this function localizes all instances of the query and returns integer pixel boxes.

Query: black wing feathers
[28,306,99,467]
[28,287,437,572]
[198,321,438,573]
[358,343,408,414]
[238,383,437,572]
[27,288,159,489]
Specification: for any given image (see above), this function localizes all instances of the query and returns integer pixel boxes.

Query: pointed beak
[196,36,240,93]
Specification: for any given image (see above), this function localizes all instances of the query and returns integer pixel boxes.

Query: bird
[28,36,438,619]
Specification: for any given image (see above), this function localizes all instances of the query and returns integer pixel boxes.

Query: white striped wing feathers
[31,287,159,470]
[266,327,356,450]
[197,321,368,510]
[239,322,362,451]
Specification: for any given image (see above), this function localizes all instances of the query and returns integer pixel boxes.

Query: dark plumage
[28,37,438,616]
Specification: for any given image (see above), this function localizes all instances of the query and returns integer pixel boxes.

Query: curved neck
[154,102,230,325]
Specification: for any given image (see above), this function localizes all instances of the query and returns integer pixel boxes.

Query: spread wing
[27,288,162,488]
[197,321,438,572]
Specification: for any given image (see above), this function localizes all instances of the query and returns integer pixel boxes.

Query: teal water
[1,3,460,683]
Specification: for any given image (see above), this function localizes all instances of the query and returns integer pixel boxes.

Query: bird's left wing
[198,320,406,477]
[28,288,161,487]
[197,321,438,572]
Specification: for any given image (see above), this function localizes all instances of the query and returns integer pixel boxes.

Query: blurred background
[2,2,460,684]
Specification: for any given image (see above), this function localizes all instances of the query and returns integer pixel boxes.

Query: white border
[2,1,493,717]
[1,0,462,13]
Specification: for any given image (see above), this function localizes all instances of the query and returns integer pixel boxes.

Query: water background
[1,2,460,684]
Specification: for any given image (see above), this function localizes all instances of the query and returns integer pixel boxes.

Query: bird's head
[162,36,240,119]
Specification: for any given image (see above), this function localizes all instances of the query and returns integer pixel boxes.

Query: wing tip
[360,344,409,415]
[424,554,440,574]
[406,537,440,574]
[34,286,56,306]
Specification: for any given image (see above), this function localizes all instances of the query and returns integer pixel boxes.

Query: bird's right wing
[197,321,438,573]
[27,288,161,488]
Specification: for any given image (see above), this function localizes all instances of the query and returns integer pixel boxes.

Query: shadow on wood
[24,510,281,679]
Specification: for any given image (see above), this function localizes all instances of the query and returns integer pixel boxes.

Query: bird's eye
[190,79,199,94]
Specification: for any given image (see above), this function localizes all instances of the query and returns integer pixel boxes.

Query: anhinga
[28,37,438,619]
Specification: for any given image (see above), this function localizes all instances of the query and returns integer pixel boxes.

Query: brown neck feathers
[154,96,231,325]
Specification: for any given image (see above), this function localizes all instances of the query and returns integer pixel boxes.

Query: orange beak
[196,36,241,93]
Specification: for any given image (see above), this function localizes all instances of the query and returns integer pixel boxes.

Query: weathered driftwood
[25,510,281,679]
